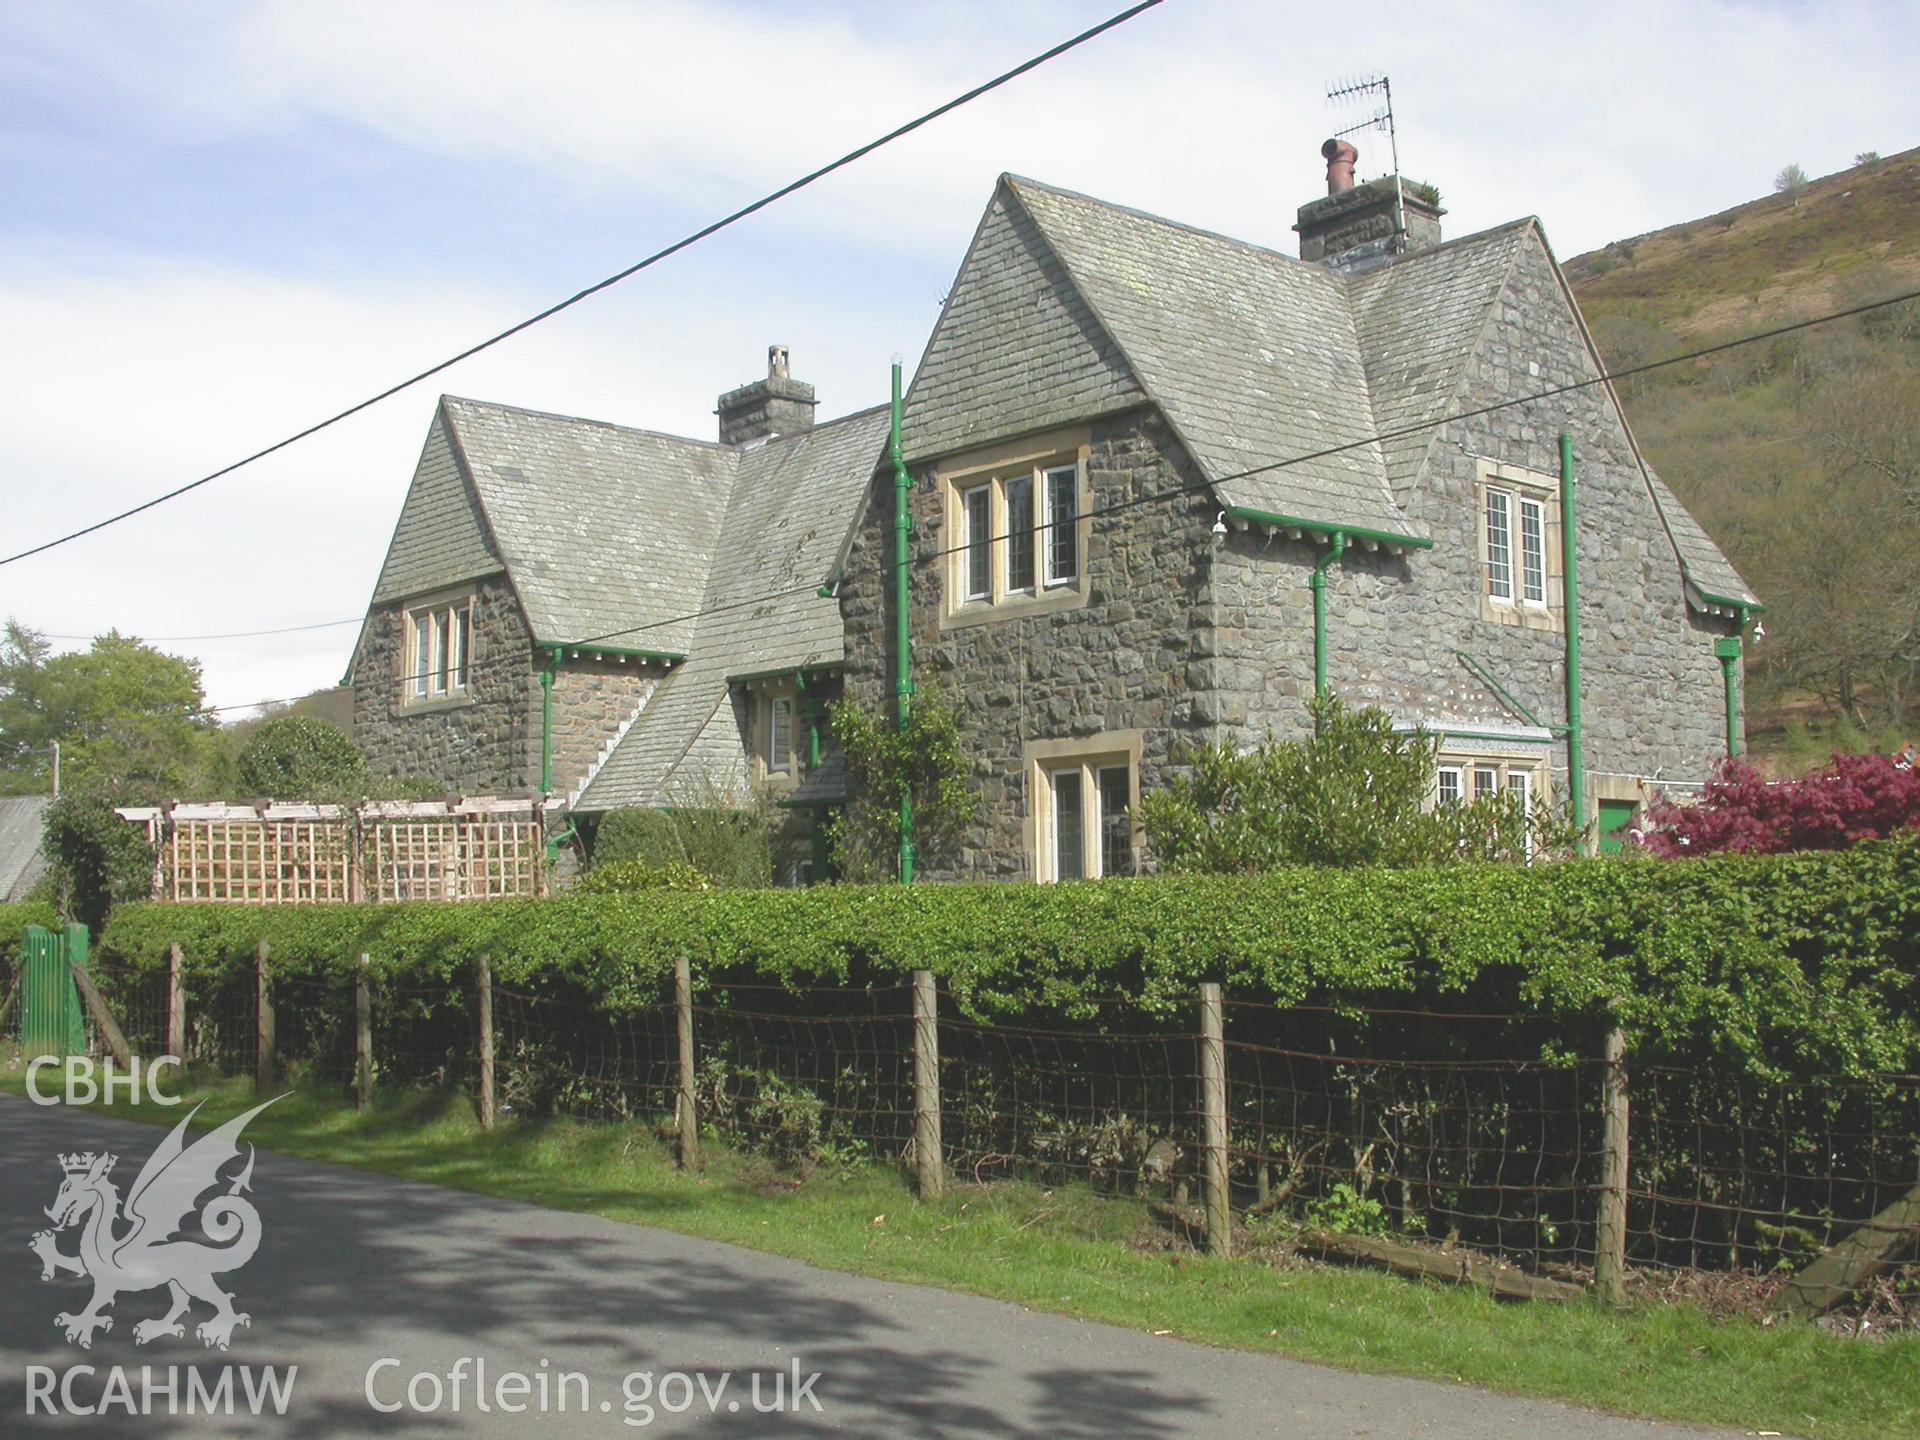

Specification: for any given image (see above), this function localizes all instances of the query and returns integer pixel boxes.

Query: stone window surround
[399,584,478,713]
[1473,458,1563,634]
[1432,747,1551,820]
[1022,729,1143,882]
[937,425,1093,631]
[744,679,800,786]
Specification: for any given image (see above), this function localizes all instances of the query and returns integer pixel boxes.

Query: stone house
[833,148,1757,881]
[347,350,886,879]
[349,144,1756,883]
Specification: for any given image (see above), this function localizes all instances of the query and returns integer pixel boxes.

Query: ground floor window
[1433,749,1548,855]
[1025,731,1143,882]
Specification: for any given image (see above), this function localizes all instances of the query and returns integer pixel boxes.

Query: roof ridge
[1004,175,1541,281]
[443,393,891,454]
[441,395,732,450]
[1002,173,1333,278]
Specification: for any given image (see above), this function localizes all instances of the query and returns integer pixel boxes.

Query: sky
[2,0,1915,714]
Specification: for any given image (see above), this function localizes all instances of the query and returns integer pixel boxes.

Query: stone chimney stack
[1293,139,1444,272]
[717,345,817,444]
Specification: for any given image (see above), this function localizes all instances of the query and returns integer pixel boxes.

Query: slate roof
[574,407,891,810]
[904,175,1748,600]
[0,796,49,903]
[442,398,735,654]
[1004,178,1419,542]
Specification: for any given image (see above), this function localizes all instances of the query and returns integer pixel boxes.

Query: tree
[234,715,368,798]
[42,792,157,931]
[0,622,225,799]
[1774,163,1809,206]
[1855,151,1882,169]
[827,688,976,882]
[1637,753,1920,856]
[1138,699,1575,872]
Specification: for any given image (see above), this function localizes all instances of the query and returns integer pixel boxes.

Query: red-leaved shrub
[1638,752,1920,856]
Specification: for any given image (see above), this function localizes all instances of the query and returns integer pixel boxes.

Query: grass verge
[5,1065,1916,1440]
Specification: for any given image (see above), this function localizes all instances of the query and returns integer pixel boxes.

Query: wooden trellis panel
[125,800,545,905]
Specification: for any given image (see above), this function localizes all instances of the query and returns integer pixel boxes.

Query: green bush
[1140,699,1579,870]
[98,831,1920,1079]
[589,803,772,889]
[234,715,368,798]
[0,900,59,966]
[43,793,157,931]
[576,859,712,894]
[589,808,683,869]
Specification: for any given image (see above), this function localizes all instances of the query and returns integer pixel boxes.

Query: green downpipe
[1716,609,1749,758]
[539,647,559,795]
[890,360,915,885]
[1310,531,1348,703]
[1560,434,1586,846]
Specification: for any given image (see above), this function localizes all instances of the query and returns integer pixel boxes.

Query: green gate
[19,923,88,1059]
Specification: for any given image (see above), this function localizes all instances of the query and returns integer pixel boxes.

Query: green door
[1597,799,1638,856]
[19,924,88,1058]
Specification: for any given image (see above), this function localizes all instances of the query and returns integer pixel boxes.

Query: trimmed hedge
[1,901,59,962]
[97,834,1920,1078]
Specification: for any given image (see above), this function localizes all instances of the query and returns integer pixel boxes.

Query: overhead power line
[191,283,1920,718]
[42,617,362,643]
[0,0,1164,571]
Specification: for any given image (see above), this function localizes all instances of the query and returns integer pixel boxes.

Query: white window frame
[1432,750,1550,857]
[938,428,1092,628]
[1474,459,1563,633]
[1518,495,1548,608]
[962,484,993,602]
[1506,769,1535,858]
[403,593,473,706]
[765,694,795,776]
[1041,462,1080,587]
[1024,731,1143,882]
[1484,488,1515,604]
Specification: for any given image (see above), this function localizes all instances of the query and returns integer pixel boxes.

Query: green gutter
[1560,434,1586,846]
[1310,531,1348,701]
[890,359,915,885]
[1225,506,1433,552]
[1695,589,1767,615]
[541,641,684,664]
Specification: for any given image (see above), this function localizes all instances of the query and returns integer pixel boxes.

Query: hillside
[1566,148,1920,769]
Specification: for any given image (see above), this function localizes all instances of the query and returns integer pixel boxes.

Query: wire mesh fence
[51,956,1920,1320]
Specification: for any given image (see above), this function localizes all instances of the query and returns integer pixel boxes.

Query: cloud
[0,248,909,710]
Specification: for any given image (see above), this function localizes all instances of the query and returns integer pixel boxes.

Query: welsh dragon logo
[29,1098,281,1350]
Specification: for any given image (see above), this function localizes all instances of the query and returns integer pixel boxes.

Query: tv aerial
[1326,73,1407,242]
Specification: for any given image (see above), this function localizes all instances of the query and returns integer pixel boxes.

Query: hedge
[1,901,59,962]
[92,833,1920,1078]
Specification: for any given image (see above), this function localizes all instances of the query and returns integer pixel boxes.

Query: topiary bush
[234,715,368,798]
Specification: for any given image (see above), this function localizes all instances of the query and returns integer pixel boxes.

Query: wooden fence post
[912,970,944,1198]
[1595,1022,1630,1305]
[675,954,697,1169]
[166,943,186,1061]
[476,952,495,1131]
[254,940,275,1096]
[1200,982,1230,1258]
[354,954,373,1114]
[70,966,133,1070]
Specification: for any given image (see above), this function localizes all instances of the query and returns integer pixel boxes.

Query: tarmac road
[0,1096,1767,1438]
